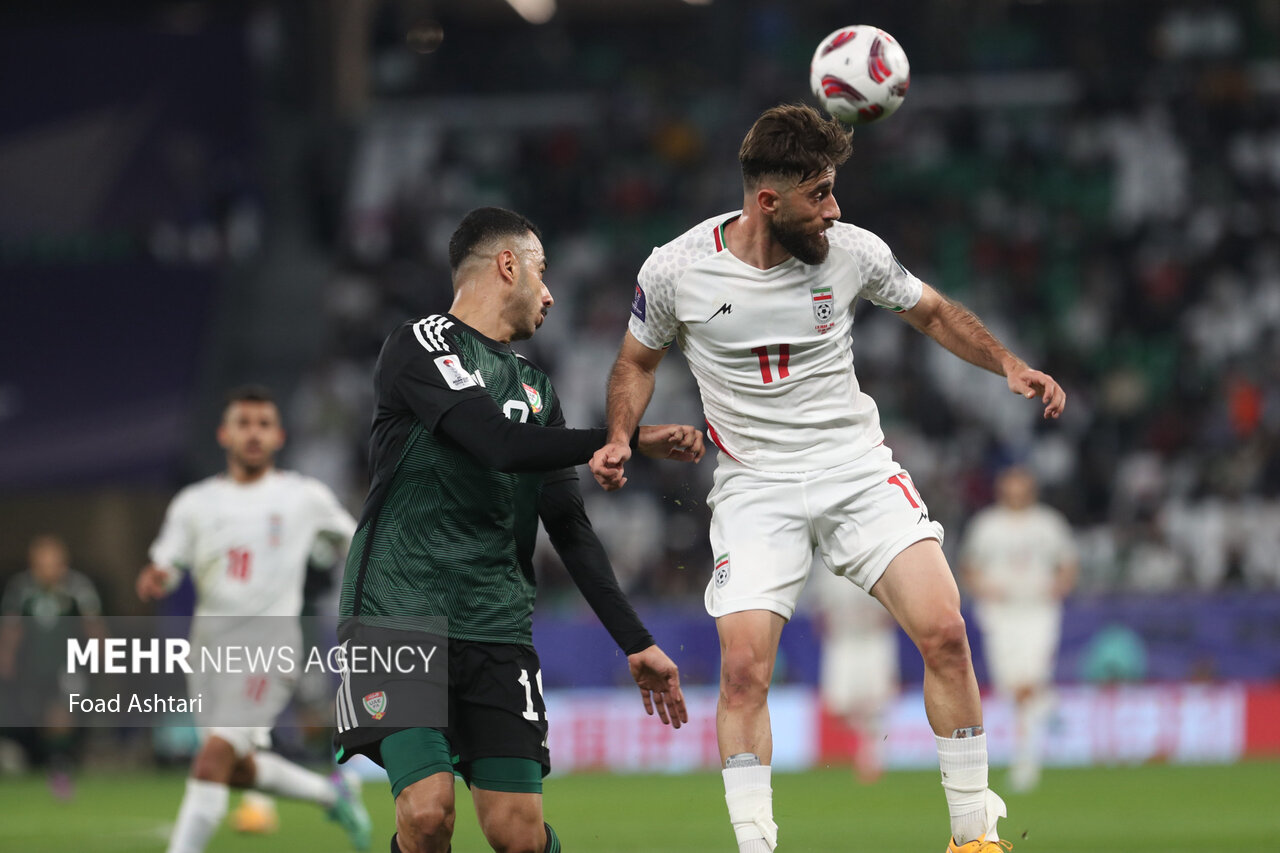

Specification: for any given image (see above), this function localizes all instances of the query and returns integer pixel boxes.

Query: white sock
[1012,694,1051,787]
[252,752,337,807]
[936,732,1004,844]
[723,757,777,852]
[167,778,229,853]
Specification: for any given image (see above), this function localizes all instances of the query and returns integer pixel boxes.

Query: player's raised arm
[140,486,196,602]
[592,331,669,490]
[384,321,612,473]
[900,283,1066,419]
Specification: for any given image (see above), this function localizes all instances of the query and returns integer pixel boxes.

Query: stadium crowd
[282,1,1280,602]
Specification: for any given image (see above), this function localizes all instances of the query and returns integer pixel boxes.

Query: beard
[769,210,830,265]
[505,270,543,342]
[230,450,273,476]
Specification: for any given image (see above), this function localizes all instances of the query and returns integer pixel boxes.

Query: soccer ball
[809,25,910,125]
[231,792,280,834]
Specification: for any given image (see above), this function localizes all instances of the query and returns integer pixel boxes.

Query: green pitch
[2,761,1277,852]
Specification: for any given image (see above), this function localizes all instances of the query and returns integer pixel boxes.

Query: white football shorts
[704,444,944,620]
[820,629,899,716]
[190,669,296,757]
[975,601,1063,691]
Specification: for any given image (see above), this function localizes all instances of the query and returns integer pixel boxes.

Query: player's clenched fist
[637,424,705,463]
[590,441,631,491]
[592,424,704,491]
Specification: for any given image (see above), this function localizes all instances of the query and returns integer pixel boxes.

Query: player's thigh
[705,465,814,620]
[471,784,546,851]
[449,643,550,787]
[868,539,962,644]
[381,727,457,800]
[815,447,944,594]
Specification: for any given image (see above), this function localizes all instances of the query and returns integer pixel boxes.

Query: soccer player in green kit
[335,207,703,853]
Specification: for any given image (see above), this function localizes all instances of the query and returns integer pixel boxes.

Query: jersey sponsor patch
[631,283,647,321]
[521,382,543,413]
[434,354,477,390]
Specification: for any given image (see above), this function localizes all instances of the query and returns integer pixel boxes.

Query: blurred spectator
[1118,508,1188,592]
[0,535,106,799]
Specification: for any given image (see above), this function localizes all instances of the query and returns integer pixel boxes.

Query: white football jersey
[629,212,923,472]
[960,505,1076,602]
[150,470,356,636]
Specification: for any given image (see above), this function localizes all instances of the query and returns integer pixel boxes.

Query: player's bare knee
[396,795,455,849]
[480,822,545,853]
[477,805,544,853]
[227,756,256,788]
[916,612,970,672]
[720,651,771,707]
[190,739,236,783]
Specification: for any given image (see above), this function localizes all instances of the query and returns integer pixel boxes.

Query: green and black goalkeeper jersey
[339,314,609,645]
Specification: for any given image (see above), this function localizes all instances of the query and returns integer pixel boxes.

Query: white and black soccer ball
[809,25,911,125]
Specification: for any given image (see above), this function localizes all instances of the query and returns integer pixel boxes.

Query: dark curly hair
[738,103,853,188]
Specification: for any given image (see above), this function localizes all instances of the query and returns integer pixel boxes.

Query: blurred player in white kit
[805,566,899,783]
[960,467,1077,793]
[136,385,371,853]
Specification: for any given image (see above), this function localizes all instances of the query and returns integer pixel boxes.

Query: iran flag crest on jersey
[811,285,835,333]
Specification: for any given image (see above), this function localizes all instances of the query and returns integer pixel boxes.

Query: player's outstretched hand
[636,424,705,463]
[136,564,171,602]
[1006,364,1066,419]
[627,644,688,729]
[590,441,632,491]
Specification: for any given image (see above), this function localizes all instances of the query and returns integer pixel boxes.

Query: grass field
[2,761,1277,852]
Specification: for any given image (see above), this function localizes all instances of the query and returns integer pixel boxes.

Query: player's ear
[216,423,231,450]
[756,186,781,216]
[497,248,518,283]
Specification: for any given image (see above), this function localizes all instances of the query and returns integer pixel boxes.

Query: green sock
[544,821,561,853]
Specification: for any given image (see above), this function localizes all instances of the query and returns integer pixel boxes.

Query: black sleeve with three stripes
[386,318,607,472]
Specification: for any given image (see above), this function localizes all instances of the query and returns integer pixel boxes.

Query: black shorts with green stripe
[335,638,550,794]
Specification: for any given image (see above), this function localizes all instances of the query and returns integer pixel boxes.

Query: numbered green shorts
[353,642,551,797]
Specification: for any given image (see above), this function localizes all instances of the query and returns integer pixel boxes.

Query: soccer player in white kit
[136,386,372,853]
[591,104,1066,853]
[805,565,900,784]
[959,467,1077,793]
